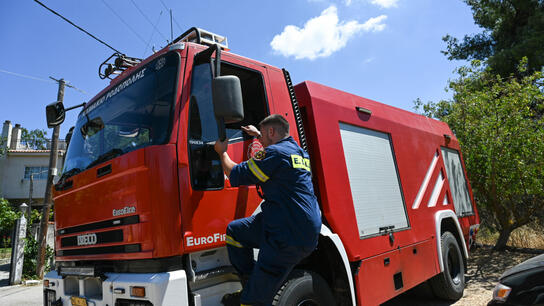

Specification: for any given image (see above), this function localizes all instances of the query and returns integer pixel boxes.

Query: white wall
[0,151,63,202]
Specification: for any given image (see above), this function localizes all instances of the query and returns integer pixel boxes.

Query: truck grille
[57,215,139,236]
[57,244,141,256]
[61,229,124,247]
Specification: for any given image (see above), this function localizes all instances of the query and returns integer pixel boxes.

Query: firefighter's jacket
[229,136,322,247]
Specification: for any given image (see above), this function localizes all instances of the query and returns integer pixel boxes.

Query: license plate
[71,296,87,306]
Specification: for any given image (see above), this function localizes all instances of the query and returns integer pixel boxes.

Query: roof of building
[7,149,64,154]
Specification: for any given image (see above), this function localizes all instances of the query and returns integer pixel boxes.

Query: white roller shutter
[339,123,409,238]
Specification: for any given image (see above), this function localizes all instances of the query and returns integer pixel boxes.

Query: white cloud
[270,6,387,60]
[370,0,399,9]
[344,0,399,8]
[363,57,375,64]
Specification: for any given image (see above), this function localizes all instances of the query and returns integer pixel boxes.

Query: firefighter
[214,114,322,306]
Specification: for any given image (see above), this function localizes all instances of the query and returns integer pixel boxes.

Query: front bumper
[43,269,188,306]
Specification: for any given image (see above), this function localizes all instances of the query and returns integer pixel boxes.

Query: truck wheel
[273,269,336,306]
[429,231,465,300]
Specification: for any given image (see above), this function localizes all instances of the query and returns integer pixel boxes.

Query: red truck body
[45,28,479,306]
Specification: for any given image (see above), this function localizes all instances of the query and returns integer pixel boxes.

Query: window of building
[188,61,268,190]
[24,166,49,180]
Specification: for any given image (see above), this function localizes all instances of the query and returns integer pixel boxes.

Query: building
[0,120,65,208]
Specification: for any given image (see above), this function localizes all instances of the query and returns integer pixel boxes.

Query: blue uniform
[227,136,321,305]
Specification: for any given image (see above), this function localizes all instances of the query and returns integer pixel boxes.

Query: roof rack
[172,27,228,50]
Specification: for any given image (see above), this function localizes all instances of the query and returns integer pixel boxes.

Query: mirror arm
[65,102,87,112]
[194,44,221,78]
[214,45,221,78]
[217,117,226,142]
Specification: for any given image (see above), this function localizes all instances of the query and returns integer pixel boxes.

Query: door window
[188,61,268,190]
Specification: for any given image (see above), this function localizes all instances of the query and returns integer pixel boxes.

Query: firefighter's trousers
[226,213,313,306]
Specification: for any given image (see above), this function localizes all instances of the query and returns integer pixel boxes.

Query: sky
[0,0,482,139]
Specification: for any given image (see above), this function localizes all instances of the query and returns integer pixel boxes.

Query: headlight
[492,283,512,302]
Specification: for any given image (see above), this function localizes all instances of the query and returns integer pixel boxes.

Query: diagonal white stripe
[412,152,439,209]
[428,172,445,208]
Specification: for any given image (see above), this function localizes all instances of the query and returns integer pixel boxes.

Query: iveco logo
[77,233,97,246]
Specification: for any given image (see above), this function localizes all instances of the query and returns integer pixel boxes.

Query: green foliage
[22,236,53,279]
[21,128,48,150]
[0,198,20,235]
[443,0,544,78]
[0,136,6,157]
[416,59,544,249]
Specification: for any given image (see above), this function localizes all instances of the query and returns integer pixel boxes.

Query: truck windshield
[62,53,179,176]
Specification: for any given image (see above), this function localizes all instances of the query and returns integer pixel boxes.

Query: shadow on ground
[381,245,539,306]
[0,263,11,286]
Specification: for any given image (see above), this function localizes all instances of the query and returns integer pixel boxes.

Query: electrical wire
[158,0,184,32]
[33,0,122,54]
[100,0,148,47]
[0,69,88,95]
[130,0,168,42]
[0,68,55,84]
[49,77,88,95]
[142,11,163,57]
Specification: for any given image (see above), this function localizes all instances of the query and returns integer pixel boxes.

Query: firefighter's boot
[221,290,241,306]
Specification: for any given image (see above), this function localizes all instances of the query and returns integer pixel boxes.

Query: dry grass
[0,248,11,260]
[476,225,544,250]
[383,245,539,306]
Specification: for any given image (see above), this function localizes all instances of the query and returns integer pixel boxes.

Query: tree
[0,198,20,247]
[443,0,544,78]
[21,128,48,150]
[416,60,544,250]
[0,137,6,157]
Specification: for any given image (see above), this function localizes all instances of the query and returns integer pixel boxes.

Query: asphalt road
[0,262,42,306]
[0,284,42,306]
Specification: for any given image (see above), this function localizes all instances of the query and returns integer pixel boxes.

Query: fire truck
[43,27,480,306]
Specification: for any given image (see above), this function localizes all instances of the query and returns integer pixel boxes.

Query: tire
[429,231,465,300]
[273,269,336,306]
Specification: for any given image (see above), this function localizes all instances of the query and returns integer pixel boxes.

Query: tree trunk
[494,227,513,250]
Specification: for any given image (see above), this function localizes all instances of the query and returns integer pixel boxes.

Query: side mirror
[212,76,244,123]
[46,101,66,128]
[212,76,244,141]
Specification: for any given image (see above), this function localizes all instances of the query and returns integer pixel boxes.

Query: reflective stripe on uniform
[225,235,244,248]
[247,158,269,183]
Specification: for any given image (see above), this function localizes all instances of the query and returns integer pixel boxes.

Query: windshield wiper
[86,148,124,170]
[57,167,82,182]
[54,167,82,190]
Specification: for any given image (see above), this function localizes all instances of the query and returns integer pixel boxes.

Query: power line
[142,11,164,57]
[130,0,168,42]
[0,69,88,95]
[100,0,148,47]
[158,0,183,33]
[0,69,55,84]
[49,77,88,95]
[33,0,122,54]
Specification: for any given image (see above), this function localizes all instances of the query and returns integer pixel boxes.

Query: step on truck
[44,27,480,306]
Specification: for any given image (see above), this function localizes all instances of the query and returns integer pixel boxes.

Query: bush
[22,236,53,279]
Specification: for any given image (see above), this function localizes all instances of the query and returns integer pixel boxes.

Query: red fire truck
[44,27,480,306]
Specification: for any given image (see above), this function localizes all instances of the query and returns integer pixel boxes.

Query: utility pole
[29,174,34,211]
[36,78,64,278]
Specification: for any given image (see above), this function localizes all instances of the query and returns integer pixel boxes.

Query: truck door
[178,48,271,253]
